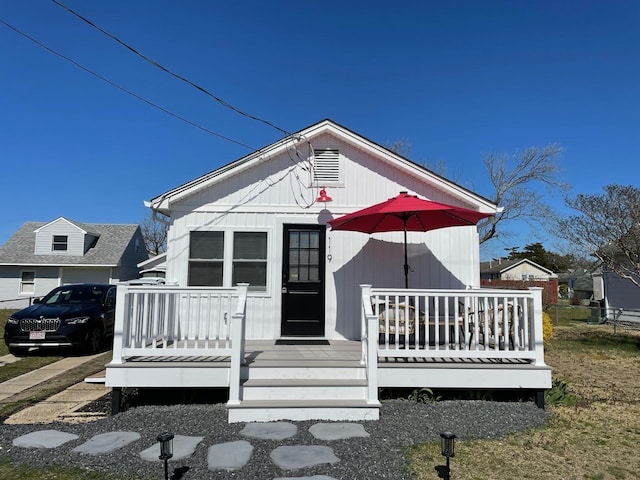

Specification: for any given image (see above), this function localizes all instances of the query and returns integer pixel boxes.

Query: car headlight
[6,317,19,325]
[66,316,91,325]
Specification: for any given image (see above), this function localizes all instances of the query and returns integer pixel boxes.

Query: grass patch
[0,309,16,356]
[409,322,640,479]
[0,458,147,480]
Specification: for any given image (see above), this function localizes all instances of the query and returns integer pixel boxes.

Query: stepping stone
[274,476,337,480]
[270,446,339,470]
[240,422,297,440]
[309,423,370,441]
[208,440,253,471]
[72,431,140,455]
[139,435,203,462]
[13,430,79,449]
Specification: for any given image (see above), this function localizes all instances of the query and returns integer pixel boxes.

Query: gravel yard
[0,399,548,479]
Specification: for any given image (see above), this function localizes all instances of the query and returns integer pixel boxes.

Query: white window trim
[19,270,35,295]
[188,228,271,296]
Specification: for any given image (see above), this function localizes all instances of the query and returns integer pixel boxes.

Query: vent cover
[313,149,340,184]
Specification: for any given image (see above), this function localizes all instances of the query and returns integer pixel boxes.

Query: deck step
[227,399,380,423]
[241,378,367,401]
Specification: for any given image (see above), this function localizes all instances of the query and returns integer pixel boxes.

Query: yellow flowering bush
[542,311,553,345]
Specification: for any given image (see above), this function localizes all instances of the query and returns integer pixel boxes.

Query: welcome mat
[275,339,330,346]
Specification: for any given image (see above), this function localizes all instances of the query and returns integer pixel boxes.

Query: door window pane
[288,230,321,283]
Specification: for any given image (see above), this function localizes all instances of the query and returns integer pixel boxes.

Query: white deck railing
[110,283,248,402]
[361,284,546,403]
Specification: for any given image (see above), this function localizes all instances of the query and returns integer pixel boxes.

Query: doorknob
[282,287,287,293]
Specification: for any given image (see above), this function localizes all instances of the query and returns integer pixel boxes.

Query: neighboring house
[480,258,557,282]
[0,217,148,308]
[600,270,640,323]
[106,119,551,422]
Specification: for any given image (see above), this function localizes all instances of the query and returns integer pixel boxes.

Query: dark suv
[4,283,116,356]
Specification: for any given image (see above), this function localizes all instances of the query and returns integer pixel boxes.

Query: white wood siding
[164,131,483,341]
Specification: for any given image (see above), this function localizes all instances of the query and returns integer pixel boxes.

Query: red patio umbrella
[328,191,494,288]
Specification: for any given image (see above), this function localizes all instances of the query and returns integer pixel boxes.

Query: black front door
[281,225,326,337]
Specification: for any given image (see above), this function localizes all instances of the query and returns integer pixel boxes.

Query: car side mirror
[32,298,42,304]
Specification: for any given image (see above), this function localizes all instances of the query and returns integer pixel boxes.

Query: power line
[0,18,256,150]
[53,0,292,137]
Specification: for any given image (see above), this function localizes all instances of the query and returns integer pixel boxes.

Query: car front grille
[20,318,61,332]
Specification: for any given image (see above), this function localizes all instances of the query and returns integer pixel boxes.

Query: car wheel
[8,346,28,357]
[86,327,103,354]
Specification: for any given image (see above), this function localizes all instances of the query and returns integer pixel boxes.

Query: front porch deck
[105,284,551,422]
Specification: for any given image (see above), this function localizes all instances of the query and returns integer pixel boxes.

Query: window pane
[308,266,319,282]
[299,232,309,248]
[309,232,319,248]
[289,232,299,248]
[299,250,309,266]
[190,232,223,259]
[234,232,266,259]
[21,272,35,282]
[309,250,319,266]
[188,262,223,286]
[232,262,266,291]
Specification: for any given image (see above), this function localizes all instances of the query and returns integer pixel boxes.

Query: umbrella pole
[403,226,409,289]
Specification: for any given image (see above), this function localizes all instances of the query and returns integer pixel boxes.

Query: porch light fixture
[316,187,332,203]
[157,431,174,480]
[439,431,456,480]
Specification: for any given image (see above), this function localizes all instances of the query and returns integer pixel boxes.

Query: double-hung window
[232,232,267,292]
[20,271,35,294]
[52,235,68,251]
[188,231,224,286]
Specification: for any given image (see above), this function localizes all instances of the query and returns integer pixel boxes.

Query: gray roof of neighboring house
[0,221,142,266]
[480,258,555,275]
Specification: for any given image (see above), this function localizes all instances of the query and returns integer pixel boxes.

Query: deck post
[110,283,130,365]
[360,284,379,405]
[228,284,248,405]
[528,287,546,366]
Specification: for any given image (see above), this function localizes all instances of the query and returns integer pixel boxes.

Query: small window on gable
[52,235,68,251]
[313,148,340,185]
[20,271,35,294]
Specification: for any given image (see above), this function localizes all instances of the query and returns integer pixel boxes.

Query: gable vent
[313,149,340,184]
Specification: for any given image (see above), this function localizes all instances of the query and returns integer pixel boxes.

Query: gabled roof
[480,258,556,276]
[0,221,142,266]
[146,119,498,215]
[33,217,100,237]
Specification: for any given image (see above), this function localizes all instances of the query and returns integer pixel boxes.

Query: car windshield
[42,286,107,305]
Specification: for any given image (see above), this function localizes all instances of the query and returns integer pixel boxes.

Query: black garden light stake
[157,431,174,480]
[439,431,456,479]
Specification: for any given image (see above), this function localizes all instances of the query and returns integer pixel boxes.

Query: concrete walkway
[0,353,110,423]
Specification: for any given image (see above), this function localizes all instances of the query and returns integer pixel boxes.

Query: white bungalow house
[106,119,551,423]
[480,258,557,282]
[0,218,148,309]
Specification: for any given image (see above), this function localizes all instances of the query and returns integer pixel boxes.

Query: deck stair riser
[242,365,365,381]
[241,379,367,401]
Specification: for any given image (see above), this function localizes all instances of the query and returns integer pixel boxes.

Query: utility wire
[0,18,256,150]
[53,0,292,137]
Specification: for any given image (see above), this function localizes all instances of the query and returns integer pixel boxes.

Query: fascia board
[33,217,88,234]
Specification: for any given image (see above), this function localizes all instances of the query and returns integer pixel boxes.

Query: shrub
[543,311,553,345]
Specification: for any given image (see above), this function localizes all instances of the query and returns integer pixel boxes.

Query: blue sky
[1,1,638,259]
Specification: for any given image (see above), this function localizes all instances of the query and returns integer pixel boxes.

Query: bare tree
[478,144,567,244]
[141,211,169,256]
[558,185,640,288]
